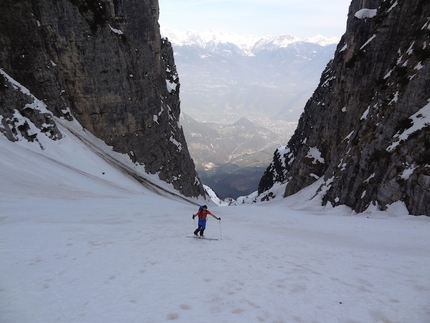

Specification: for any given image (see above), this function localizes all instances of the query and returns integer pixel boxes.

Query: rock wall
[259,0,430,215]
[0,0,205,197]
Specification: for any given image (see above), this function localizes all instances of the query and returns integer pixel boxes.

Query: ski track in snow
[1,195,430,323]
[1,122,430,323]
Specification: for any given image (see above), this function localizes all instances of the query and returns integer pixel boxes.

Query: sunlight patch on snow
[153,115,159,124]
[321,76,336,87]
[422,17,430,30]
[364,173,375,183]
[415,61,424,70]
[360,106,370,120]
[384,68,393,79]
[360,34,377,50]
[276,145,290,168]
[389,91,399,104]
[109,24,123,35]
[343,131,354,142]
[388,1,399,13]
[354,8,377,19]
[388,99,430,151]
[309,173,320,180]
[401,165,417,180]
[169,136,183,151]
[166,80,176,93]
[407,41,415,55]
[306,147,325,164]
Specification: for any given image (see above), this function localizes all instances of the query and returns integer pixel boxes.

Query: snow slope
[1,119,430,323]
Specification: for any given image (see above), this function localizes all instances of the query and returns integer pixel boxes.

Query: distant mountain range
[169,29,338,199]
[162,29,339,54]
[162,29,338,127]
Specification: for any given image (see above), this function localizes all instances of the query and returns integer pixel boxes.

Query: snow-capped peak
[304,34,341,46]
[161,28,339,56]
[252,34,301,51]
[162,29,262,55]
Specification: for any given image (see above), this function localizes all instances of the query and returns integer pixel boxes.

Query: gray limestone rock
[0,0,205,198]
[259,0,430,215]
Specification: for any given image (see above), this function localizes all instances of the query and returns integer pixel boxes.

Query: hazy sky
[158,0,351,38]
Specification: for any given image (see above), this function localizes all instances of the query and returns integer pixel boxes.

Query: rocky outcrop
[0,0,205,197]
[259,0,430,215]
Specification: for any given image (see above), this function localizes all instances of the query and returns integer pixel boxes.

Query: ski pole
[219,218,222,240]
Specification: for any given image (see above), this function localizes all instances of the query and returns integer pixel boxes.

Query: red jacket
[197,209,212,220]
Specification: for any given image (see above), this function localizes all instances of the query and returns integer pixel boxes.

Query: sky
[158,0,352,38]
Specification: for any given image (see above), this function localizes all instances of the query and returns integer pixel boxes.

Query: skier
[193,205,220,237]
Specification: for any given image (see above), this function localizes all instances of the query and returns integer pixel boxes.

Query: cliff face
[0,0,205,197]
[259,0,430,215]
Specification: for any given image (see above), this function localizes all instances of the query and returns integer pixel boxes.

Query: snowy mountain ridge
[161,28,339,56]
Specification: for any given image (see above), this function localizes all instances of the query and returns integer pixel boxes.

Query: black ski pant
[194,225,205,236]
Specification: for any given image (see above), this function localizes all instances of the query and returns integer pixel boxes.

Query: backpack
[197,205,207,217]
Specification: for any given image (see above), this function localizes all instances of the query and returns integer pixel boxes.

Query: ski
[186,236,219,241]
